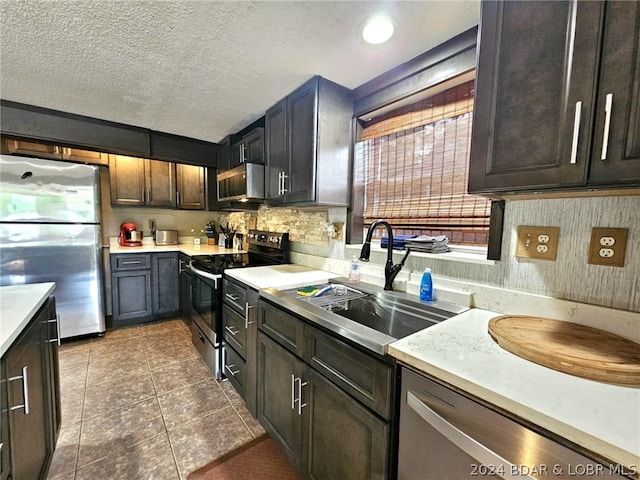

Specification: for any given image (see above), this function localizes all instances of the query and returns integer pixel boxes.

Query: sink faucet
[359,220,410,291]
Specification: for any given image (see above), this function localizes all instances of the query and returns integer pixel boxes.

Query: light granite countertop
[0,282,56,357]
[109,242,246,256]
[388,308,640,471]
[224,264,340,291]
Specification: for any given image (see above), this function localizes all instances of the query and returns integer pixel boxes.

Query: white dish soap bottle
[348,256,360,284]
[419,267,433,301]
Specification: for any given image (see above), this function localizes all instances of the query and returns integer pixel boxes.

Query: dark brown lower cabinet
[257,332,390,479]
[2,296,59,480]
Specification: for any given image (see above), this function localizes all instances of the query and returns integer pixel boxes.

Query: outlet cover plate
[516,226,559,261]
[588,227,628,267]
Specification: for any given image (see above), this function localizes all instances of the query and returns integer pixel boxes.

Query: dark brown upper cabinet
[109,155,205,209]
[469,0,640,195]
[265,76,353,206]
[230,127,264,167]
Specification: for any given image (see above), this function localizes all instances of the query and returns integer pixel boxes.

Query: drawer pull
[121,260,142,265]
[295,377,308,415]
[225,364,240,376]
[9,366,29,415]
[225,293,240,301]
[245,302,254,328]
[225,325,240,336]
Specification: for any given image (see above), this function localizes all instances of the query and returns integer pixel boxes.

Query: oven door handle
[189,261,222,288]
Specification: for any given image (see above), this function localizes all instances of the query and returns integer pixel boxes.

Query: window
[355,80,492,246]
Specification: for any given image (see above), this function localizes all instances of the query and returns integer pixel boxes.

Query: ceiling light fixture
[361,14,395,44]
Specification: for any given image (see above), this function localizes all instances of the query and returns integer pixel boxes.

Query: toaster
[154,230,178,245]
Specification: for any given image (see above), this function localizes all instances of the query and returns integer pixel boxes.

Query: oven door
[189,261,222,346]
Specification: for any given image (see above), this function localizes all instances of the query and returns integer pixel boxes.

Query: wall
[336,195,639,313]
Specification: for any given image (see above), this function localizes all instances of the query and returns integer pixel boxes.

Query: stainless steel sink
[260,278,469,355]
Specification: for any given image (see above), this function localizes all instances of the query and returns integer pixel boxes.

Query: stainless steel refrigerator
[0,155,105,338]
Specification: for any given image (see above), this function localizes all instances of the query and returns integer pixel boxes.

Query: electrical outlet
[515,226,559,261]
[148,219,156,231]
[588,227,628,267]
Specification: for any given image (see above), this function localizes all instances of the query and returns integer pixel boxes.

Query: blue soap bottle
[419,267,433,301]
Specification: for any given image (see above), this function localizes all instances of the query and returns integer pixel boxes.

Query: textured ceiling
[0,1,480,143]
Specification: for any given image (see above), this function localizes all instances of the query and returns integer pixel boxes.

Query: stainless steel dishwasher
[397,367,632,480]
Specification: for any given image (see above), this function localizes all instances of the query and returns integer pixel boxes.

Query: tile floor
[46,318,264,480]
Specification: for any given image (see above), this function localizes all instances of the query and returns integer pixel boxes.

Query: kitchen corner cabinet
[110,252,179,325]
[469,0,640,194]
[265,76,353,206]
[2,296,59,480]
[256,300,392,479]
[108,154,205,209]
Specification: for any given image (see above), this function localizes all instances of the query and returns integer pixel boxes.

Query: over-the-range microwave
[217,163,264,202]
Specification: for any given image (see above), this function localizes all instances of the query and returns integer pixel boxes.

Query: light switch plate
[515,226,559,261]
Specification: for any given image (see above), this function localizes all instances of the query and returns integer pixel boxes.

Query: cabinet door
[2,138,62,160]
[287,78,317,203]
[223,344,245,397]
[145,159,176,208]
[108,155,146,206]
[179,255,192,321]
[176,164,206,210]
[243,128,264,164]
[244,288,259,416]
[217,136,232,172]
[151,253,179,315]
[111,270,152,322]
[302,367,389,480]
[61,147,107,165]
[40,298,60,453]
[223,305,247,357]
[265,98,287,203]
[256,332,303,470]
[589,1,640,186]
[469,1,604,193]
[0,358,10,480]
[6,317,48,480]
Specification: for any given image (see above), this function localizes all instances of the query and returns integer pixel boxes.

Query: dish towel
[404,235,449,253]
[380,235,419,250]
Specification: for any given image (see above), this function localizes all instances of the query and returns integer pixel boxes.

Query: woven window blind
[357,80,491,245]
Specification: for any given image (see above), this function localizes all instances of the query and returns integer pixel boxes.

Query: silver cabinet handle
[240,143,247,163]
[600,93,613,160]
[225,364,240,376]
[296,377,308,415]
[406,391,534,480]
[122,260,141,265]
[570,101,582,164]
[47,315,60,344]
[224,325,240,336]
[244,302,254,329]
[9,366,30,415]
[291,374,296,410]
[281,172,288,195]
[225,293,240,301]
[278,171,283,195]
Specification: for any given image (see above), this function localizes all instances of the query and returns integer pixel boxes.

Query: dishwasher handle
[406,391,535,480]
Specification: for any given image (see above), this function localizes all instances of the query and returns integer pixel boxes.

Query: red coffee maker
[119,222,143,246]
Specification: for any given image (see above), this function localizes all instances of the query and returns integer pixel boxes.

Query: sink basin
[281,279,468,342]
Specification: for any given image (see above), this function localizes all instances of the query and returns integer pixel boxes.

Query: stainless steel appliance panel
[398,367,629,480]
[0,155,105,338]
[0,155,99,224]
[0,223,105,338]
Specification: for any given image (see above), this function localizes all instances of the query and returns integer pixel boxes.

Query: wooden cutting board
[488,316,640,385]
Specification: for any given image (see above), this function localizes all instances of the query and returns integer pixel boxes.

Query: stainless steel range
[187,230,289,378]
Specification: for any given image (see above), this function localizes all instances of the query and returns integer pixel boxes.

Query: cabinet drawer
[111,254,151,271]
[223,279,247,314]
[223,345,245,397]
[258,300,305,358]
[222,304,247,357]
[304,326,394,420]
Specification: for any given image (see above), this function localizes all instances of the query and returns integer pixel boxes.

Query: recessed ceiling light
[361,14,395,45]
